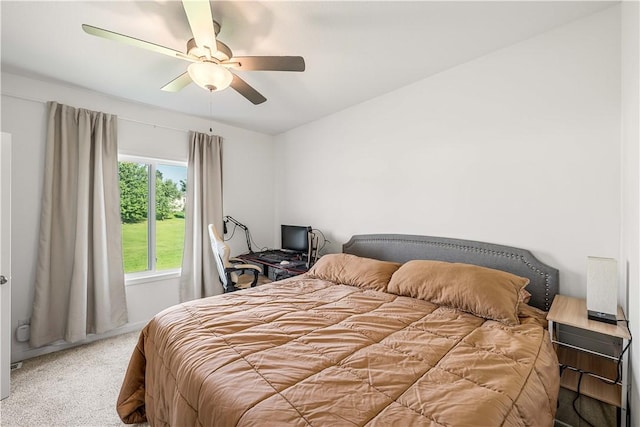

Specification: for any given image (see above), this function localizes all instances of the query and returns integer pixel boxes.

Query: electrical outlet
[15,324,30,342]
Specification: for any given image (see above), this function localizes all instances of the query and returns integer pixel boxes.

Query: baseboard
[14,320,148,362]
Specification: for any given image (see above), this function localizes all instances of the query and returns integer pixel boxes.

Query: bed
[117,234,560,426]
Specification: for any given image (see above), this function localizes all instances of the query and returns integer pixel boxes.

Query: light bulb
[187,62,233,92]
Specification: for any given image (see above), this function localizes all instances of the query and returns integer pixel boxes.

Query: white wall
[621,1,640,424]
[275,7,621,299]
[1,6,635,415]
[1,72,274,362]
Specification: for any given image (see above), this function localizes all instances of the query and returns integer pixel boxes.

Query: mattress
[117,273,559,426]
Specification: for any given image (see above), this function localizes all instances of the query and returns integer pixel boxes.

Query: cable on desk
[249,233,268,253]
[225,224,238,241]
[311,228,330,254]
[223,221,268,253]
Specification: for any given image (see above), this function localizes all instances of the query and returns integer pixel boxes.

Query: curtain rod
[1,91,193,134]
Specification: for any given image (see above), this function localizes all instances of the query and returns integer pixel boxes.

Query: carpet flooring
[0,331,146,427]
[555,387,617,427]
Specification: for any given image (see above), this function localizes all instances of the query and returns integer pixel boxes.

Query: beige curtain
[30,102,127,347]
[180,131,223,302]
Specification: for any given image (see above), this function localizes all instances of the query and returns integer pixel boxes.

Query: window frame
[118,154,187,284]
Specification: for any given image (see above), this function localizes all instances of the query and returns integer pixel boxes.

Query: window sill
[125,269,181,286]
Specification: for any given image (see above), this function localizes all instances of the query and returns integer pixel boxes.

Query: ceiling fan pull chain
[209,90,213,133]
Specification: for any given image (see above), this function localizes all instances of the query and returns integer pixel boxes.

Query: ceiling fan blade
[230,56,306,72]
[182,0,217,55]
[161,72,193,92]
[82,24,192,61]
[230,74,267,105]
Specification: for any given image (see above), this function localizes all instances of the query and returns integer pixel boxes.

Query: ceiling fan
[82,0,305,105]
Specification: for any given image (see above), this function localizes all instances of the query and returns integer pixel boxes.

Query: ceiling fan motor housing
[186,38,232,62]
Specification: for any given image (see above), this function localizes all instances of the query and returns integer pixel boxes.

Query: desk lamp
[223,215,253,253]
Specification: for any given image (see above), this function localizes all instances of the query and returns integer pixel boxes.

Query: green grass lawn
[121,217,185,273]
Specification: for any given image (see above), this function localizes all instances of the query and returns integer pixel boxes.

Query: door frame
[1,132,12,400]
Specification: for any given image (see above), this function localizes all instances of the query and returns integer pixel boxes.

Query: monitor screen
[281,225,311,253]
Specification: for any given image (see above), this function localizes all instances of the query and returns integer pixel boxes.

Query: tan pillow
[387,260,529,326]
[519,287,532,304]
[307,253,401,291]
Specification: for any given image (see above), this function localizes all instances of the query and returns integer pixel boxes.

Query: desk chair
[208,224,262,292]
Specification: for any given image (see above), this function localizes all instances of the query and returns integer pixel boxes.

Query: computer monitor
[281,225,312,253]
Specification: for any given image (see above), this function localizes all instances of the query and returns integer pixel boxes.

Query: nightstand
[548,295,631,427]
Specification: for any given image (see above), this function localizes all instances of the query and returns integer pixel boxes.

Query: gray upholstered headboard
[342,234,559,311]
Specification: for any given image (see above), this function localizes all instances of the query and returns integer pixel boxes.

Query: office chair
[208,224,262,292]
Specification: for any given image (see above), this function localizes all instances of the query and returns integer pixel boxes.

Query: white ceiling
[1,1,616,135]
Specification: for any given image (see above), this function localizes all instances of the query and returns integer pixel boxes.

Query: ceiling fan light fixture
[188,62,233,92]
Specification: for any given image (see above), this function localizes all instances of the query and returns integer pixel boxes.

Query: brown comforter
[117,277,559,426]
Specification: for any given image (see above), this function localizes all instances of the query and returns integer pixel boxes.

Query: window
[118,156,187,276]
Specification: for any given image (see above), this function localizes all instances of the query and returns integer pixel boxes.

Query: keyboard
[253,250,291,263]
[252,250,305,265]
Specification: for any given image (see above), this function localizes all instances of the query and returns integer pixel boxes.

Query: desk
[237,251,309,281]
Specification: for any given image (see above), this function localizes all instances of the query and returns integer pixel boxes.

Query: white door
[0,133,11,400]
